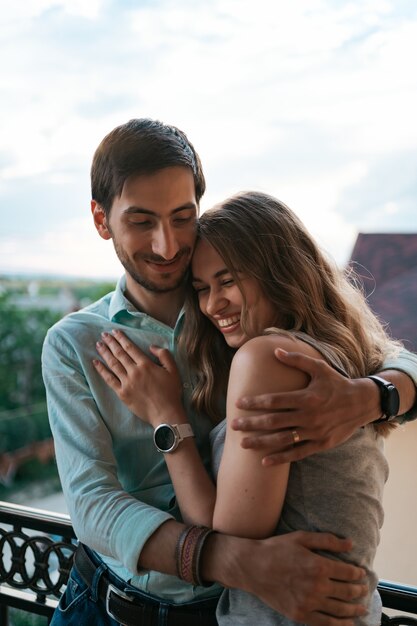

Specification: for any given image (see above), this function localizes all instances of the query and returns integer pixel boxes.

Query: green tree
[0,292,60,411]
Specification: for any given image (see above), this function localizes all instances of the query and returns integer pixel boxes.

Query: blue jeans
[51,563,119,626]
[51,551,218,626]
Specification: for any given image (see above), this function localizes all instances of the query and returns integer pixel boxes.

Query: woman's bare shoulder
[229,333,322,395]
[235,332,322,363]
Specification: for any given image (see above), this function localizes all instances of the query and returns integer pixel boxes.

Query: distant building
[10,282,80,314]
[349,233,417,352]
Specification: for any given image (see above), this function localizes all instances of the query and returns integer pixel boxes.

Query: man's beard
[113,241,191,293]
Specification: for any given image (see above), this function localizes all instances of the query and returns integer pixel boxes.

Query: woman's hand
[93,330,184,427]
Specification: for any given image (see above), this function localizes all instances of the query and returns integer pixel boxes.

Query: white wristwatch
[153,423,194,453]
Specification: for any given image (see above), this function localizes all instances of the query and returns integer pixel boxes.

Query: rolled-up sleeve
[383,347,417,423]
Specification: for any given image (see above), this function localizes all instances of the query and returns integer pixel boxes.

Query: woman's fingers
[99,332,136,370]
[96,339,129,379]
[149,345,177,373]
[111,330,151,364]
[93,357,122,391]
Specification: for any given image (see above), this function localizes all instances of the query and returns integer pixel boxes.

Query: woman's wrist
[150,406,190,429]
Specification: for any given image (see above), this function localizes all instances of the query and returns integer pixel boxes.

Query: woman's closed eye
[192,276,235,294]
[192,283,209,294]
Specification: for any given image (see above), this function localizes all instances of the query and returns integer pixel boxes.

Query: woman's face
[191,239,276,348]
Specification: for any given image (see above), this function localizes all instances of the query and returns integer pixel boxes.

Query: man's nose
[151,225,180,260]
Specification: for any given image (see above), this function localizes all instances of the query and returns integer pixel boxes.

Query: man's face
[93,166,198,293]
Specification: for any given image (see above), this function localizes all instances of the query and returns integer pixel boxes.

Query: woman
[94,191,399,626]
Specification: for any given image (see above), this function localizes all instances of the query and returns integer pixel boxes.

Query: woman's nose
[206,290,228,316]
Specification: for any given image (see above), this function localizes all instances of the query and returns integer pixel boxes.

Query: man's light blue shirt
[42,277,221,603]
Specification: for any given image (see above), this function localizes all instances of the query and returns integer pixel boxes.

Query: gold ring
[291,430,301,445]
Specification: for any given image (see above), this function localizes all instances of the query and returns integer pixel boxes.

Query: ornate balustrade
[1,499,417,625]
[0,501,76,624]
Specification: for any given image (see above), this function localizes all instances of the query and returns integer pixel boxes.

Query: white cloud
[0,0,104,20]
[383,201,399,215]
[1,0,417,275]
[0,218,121,278]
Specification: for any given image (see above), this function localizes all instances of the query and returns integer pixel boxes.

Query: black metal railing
[0,501,76,624]
[1,500,417,625]
[379,580,417,626]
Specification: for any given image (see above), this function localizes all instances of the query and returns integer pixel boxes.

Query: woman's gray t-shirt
[210,334,388,626]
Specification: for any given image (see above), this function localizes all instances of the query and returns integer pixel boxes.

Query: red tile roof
[349,234,417,352]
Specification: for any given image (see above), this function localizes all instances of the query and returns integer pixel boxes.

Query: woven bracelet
[179,526,204,584]
[192,526,214,587]
[175,526,193,582]
[175,525,214,587]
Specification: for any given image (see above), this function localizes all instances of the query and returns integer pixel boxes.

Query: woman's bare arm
[213,334,313,538]
[94,330,216,526]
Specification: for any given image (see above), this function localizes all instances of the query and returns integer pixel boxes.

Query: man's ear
[91,200,112,240]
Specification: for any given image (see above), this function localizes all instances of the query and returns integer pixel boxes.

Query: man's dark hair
[91,118,206,216]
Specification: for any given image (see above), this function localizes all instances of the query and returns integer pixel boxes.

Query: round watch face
[154,425,176,452]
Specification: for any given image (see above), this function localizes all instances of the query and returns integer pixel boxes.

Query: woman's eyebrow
[192,268,229,283]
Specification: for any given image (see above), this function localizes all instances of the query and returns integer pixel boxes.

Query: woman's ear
[91,200,112,240]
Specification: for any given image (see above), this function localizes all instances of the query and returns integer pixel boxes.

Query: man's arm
[140,519,368,626]
[232,348,417,465]
[383,348,417,422]
[42,322,174,575]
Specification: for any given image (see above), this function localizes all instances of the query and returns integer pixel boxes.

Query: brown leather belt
[74,544,218,626]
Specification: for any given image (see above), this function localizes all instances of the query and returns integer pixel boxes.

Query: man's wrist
[353,377,382,425]
[199,532,256,590]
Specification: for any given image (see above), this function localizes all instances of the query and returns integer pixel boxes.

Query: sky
[1,0,417,279]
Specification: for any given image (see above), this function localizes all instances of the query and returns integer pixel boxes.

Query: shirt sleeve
[381,347,417,423]
[41,323,174,575]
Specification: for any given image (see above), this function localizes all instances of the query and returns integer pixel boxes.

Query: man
[42,118,417,626]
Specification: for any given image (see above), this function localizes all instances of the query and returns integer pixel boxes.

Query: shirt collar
[108,276,139,321]
[109,275,185,331]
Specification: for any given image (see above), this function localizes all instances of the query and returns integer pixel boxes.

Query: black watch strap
[366,375,400,423]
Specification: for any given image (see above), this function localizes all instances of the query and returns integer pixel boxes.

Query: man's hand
[203,530,368,626]
[232,349,380,465]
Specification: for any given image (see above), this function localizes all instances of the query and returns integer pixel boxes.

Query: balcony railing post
[0,603,9,626]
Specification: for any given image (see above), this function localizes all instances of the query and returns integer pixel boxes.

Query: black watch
[153,423,194,453]
[366,375,400,423]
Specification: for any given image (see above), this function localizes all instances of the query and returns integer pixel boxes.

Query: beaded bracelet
[175,525,214,587]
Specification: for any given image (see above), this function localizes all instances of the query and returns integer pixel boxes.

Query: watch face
[154,425,176,452]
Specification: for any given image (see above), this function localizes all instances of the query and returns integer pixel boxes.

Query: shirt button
[183,382,190,389]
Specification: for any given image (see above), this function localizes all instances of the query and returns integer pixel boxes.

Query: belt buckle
[106,582,134,623]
